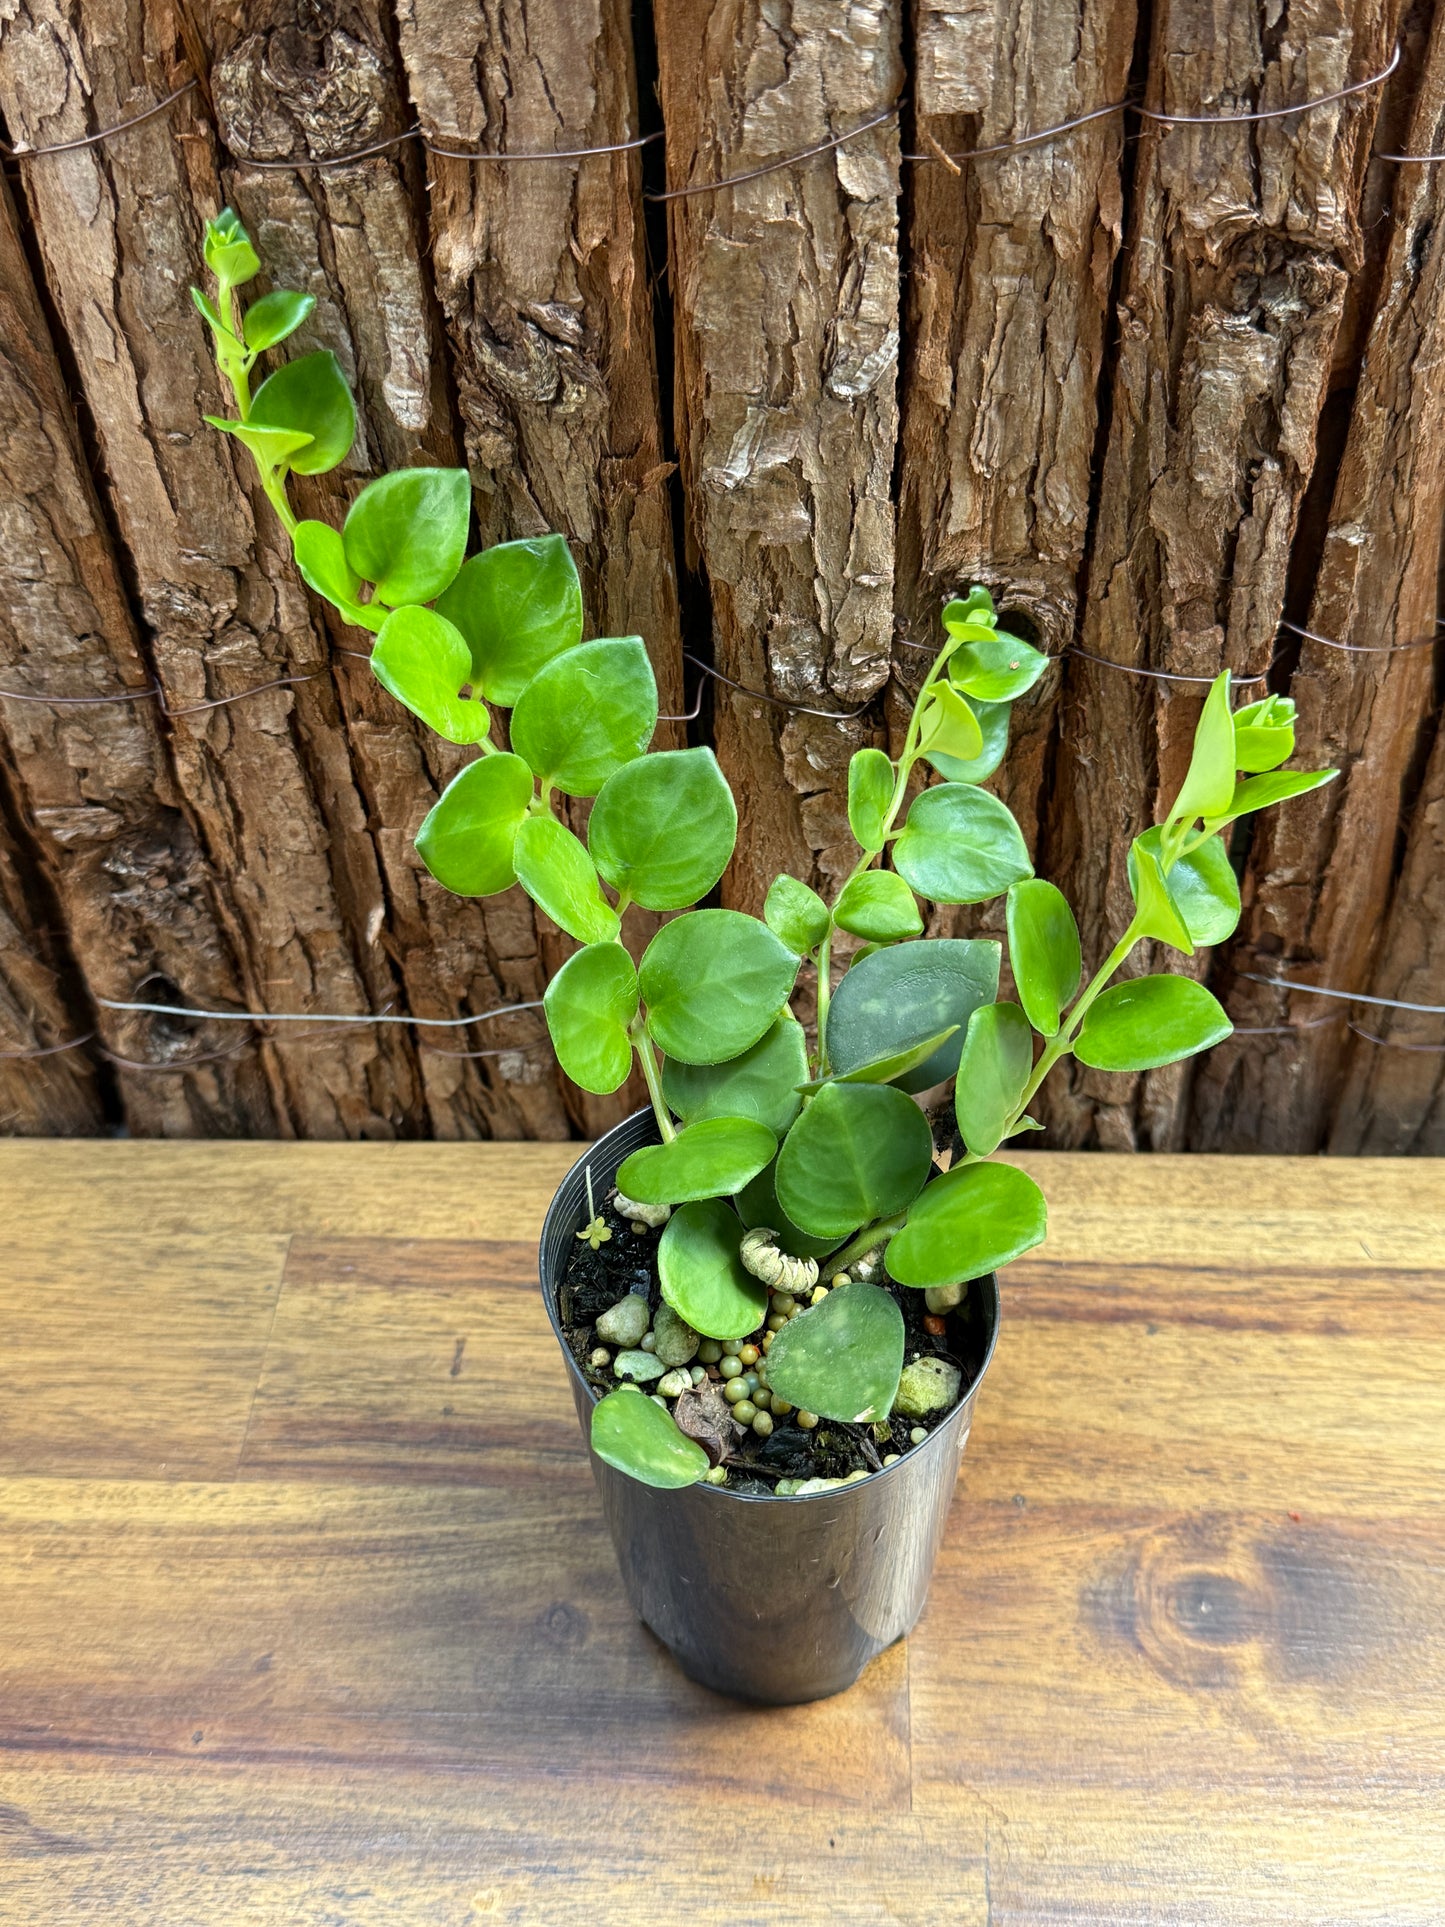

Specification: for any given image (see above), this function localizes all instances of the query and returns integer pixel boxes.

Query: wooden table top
[1,1143,1442,1925]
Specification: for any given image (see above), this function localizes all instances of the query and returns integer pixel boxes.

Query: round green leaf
[918,681,985,763]
[543,941,638,1094]
[827,938,1001,1093]
[847,748,895,851]
[925,697,1012,784]
[893,783,1034,905]
[639,910,797,1065]
[509,636,656,797]
[886,1161,1048,1288]
[434,534,583,704]
[243,288,316,352]
[249,350,356,475]
[1165,672,1236,833]
[1126,840,1194,954]
[372,605,491,745]
[512,813,619,945]
[415,753,532,897]
[775,1082,933,1240]
[662,1015,808,1136]
[1006,879,1081,1037]
[948,631,1049,702]
[618,1116,777,1206]
[1135,827,1240,946]
[764,1281,904,1424]
[658,1198,768,1341]
[764,874,830,954]
[589,748,736,910]
[591,1387,709,1489]
[343,468,471,607]
[833,869,923,943]
[293,519,364,613]
[1074,975,1232,1073]
[954,1002,1034,1157]
[797,1024,959,1095]
[734,1160,844,1263]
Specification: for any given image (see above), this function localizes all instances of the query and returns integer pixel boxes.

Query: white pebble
[589,1347,611,1369]
[882,1453,900,1465]
[909,1427,927,1445]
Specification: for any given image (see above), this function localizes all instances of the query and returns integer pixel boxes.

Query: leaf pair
[1163,673,1335,857]
[207,352,356,479]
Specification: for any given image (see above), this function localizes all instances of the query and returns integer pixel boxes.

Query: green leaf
[204,209,259,286]
[763,1281,904,1424]
[1165,671,1236,832]
[1232,694,1296,773]
[434,534,583,704]
[775,1082,934,1240]
[618,1117,778,1206]
[847,748,895,852]
[796,1024,958,1095]
[242,288,317,353]
[954,1003,1034,1156]
[948,630,1049,703]
[924,696,1011,784]
[1074,975,1232,1073]
[1127,840,1195,954]
[886,1162,1048,1288]
[591,1387,708,1490]
[204,415,313,469]
[343,468,471,607]
[735,1161,844,1262]
[589,748,736,910]
[513,813,619,945]
[371,605,490,745]
[917,682,984,763]
[543,941,638,1095]
[1205,767,1337,831]
[662,1015,808,1137]
[509,636,656,797]
[658,1198,768,1341]
[941,587,997,632]
[639,910,797,1065]
[293,519,364,613]
[893,784,1034,905]
[1133,826,1239,946]
[415,752,532,897]
[764,874,830,954]
[827,938,1001,1093]
[832,870,923,943]
[1006,879,1081,1037]
[190,286,228,337]
[249,350,356,475]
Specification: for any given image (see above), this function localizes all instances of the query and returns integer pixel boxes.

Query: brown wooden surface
[1,1143,1442,1924]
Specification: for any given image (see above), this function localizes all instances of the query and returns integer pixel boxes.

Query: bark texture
[0,791,99,1133]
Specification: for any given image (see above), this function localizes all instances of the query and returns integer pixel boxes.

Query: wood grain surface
[1,1143,1442,1925]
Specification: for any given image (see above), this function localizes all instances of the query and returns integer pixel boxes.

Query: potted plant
[198,213,1335,1702]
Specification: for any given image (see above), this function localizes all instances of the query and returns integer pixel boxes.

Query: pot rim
[540,1113,1003,1506]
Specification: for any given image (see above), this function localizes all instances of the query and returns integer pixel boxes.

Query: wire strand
[1136,41,1400,125]
[94,994,544,1029]
[1242,971,1445,1016]
[646,105,900,203]
[682,651,871,720]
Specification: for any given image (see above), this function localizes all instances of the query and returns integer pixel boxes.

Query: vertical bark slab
[0,0,420,1138]
[1038,0,1393,1150]
[654,0,902,910]
[1192,12,1445,1152]
[0,173,278,1134]
[0,799,100,1134]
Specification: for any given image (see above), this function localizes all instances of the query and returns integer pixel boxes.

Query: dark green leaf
[1205,767,1337,831]
[513,813,619,945]
[543,941,638,1094]
[639,910,797,1065]
[415,752,532,897]
[796,1024,958,1094]
[242,288,316,352]
[847,748,895,852]
[658,1197,768,1340]
[764,1282,904,1424]
[249,350,356,475]
[343,468,471,607]
[292,520,364,614]
[954,1003,1034,1156]
[371,605,490,745]
[662,1015,808,1137]
[434,534,583,704]
[886,1161,1048,1288]
[1127,840,1194,954]
[1005,879,1081,1036]
[1074,974,1232,1072]
[924,696,1011,784]
[589,748,736,910]
[827,938,1001,1093]
[764,874,830,954]
[917,681,984,763]
[947,631,1049,702]
[893,783,1033,905]
[1165,671,1236,834]
[735,1160,844,1263]
[618,1117,778,1205]
[832,870,923,943]
[1232,694,1296,773]
[1133,826,1240,946]
[591,1387,708,1489]
[775,1082,933,1240]
[203,415,312,469]
[509,636,656,797]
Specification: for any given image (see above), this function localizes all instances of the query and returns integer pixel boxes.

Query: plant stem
[631,1021,675,1144]
[1004,926,1141,1134]
[829,1212,908,1276]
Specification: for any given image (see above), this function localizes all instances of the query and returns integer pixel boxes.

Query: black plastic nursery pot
[539,1108,1001,1705]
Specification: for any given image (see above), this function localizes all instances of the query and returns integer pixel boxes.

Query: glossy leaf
[249,350,356,475]
[1233,694,1296,772]
[1165,671,1236,831]
[832,869,923,943]
[827,938,1000,1093]
[1074,974,1232,1072]
[543,941,638,1094]
[1127,840,1194,954]
[242,288,316,352]
[658,1197,768,1341]
[924,696,1011,784]
[591,1387,708,1490]
[947,630,1050,702]
[204,209,259,286]
[293,519,364,613]
[343,467,471,607]
[639,910,797,1065]
[764,1282,904,1424]
[735,1160,844,1263]
[847,748,895,852]
[1206,767,1337,830]
[893,783,1033,905]
[434,534,583,704]
[509,636,656,797]
[414,753,532,897]
[662,1015,808,1137]
[796,1024,958,1095]
[941,587,997,632]
[954,1002,1034,1157]
[1006,879,1081,1037]
[886,1161,1048,1288]
[764,874,830,954]
[917,682,984,764]
[589,748,736,910]
[775,1081,933,1240]
[190,286,227,336]
[618,1116,778,1206]
[1133,825,1240,945]
[203,415,312,469]
[513,813,619,945]
[371,605,491,745]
